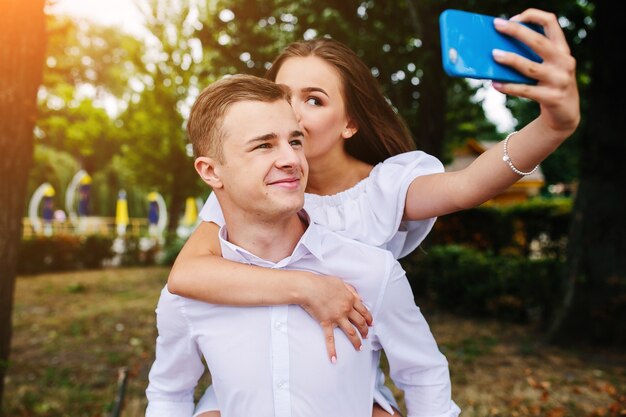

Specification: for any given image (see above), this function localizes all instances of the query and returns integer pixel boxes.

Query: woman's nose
[291,102,303,124]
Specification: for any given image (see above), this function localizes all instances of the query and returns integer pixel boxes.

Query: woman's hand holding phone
[491,9,579,136]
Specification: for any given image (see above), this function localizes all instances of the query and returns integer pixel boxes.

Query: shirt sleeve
[198,192,225,227]
[371,261,461,417]
[371,151,444,259]
[145,288,206,417]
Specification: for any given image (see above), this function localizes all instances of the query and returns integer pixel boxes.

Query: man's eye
[290,139,303,147]
[255,143,271,150]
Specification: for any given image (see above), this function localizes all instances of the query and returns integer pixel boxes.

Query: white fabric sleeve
[145,288,206,417]
[371,151,444,259]
[192,385,219,416]
[198,192,225,227]
[371,261,461,417]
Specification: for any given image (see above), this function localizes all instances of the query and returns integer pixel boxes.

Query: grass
[3,267,625,417]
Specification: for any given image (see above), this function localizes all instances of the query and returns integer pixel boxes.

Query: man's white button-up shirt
[146,217,460,417]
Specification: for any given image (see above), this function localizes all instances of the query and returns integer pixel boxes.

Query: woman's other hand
[298,272,373,362]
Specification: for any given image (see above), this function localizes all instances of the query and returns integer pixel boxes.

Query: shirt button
[274,321,284,331]
[277,380,288,389]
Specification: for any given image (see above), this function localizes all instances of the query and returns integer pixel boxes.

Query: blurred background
[1,0,624,416]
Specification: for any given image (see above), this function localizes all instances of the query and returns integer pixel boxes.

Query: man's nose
[276,142,300,168]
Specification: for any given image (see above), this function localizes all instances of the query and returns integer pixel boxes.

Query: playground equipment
[28,183,55,236]
[65,170,92,232]
[176,196,200,238]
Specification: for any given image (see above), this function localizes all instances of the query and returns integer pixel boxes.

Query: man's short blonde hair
[187,74,291,161]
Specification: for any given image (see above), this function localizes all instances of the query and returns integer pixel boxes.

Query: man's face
[215,99,308,221]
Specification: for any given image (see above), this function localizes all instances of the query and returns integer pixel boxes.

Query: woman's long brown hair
[265,38,415,165]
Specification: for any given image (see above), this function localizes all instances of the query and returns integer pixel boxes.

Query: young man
[145,75,460,417]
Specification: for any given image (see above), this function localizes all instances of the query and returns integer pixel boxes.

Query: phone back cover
[439,9,542,84]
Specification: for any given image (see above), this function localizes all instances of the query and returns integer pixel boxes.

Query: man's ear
[341,119,359,139]
[194,156,223,189]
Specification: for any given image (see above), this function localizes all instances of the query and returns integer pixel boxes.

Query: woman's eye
[305,97,322,106]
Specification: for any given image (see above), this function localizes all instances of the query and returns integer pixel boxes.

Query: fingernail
[510,14,521,21]
[492,49,506,60]
[359,345,363,351]
[494,17,508,28]
[492,82,503,89]
[331,355,337,364]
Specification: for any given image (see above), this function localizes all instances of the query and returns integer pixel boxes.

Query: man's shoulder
[157,284,200,313]
[310,223,400,279]
[314,223,394,258]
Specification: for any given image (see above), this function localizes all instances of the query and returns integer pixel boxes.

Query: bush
[426,198,572,258]
[18,235,114,275]
[18,234,173,275]
[403,245,563,324]
[81,235,115,268]
[116,236,162,266]
[159,237,187,266]
[506,198,571,258]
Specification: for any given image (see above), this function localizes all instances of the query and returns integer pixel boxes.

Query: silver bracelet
[502,131,539,176]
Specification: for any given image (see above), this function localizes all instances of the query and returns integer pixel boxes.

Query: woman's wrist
[535,114,578,144]
[289,270,316,307]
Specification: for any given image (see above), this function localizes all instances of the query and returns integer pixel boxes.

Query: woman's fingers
[348,308,369,339]
[321,323,338,363]
[303,278,373,362]
[337,317,362,350]
[344,283,373,326]
[514,8,569,51]
[323,317,363,362]
[492,48,546,83]
[491,8,579,134]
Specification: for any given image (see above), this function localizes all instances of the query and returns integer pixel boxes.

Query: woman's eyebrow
[301,87,329,97]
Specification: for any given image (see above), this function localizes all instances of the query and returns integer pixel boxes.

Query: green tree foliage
[37,15,143,170]
[35,9,204,228]
[37,94,118,173]
[33,15,143,217]
[116,0,205,233]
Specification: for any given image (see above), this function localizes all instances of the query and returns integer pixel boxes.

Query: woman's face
[274,56,356,164]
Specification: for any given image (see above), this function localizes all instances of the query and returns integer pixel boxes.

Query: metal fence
[22,217,150,238]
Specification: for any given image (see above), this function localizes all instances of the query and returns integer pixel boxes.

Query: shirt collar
[218,209,325,268]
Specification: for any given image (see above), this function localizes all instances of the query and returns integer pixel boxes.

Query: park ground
[4,267,625,417]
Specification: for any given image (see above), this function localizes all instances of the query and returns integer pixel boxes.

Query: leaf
[546,408,565,417]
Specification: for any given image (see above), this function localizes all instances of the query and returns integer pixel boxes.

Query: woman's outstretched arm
[167,221,372,361]
[404,8,579,221]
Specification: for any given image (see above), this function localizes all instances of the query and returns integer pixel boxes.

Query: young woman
[168,8,579,417]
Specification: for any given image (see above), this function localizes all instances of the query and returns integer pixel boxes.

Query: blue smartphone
[439,9,543,84]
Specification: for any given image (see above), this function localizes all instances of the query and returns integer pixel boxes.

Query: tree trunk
[410,0,449,159]
[0,0,46,407]
[546,0,626,345]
